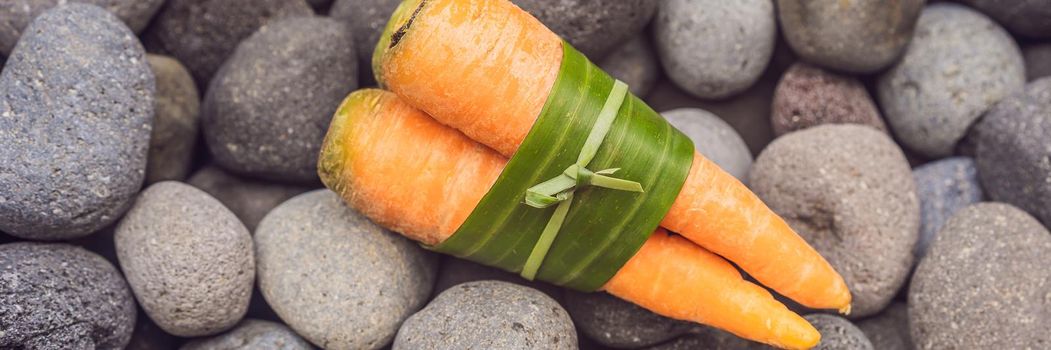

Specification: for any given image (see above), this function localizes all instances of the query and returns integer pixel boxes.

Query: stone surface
[0,0,164,55]
[394,281,576,350]
[876,3,1025,158]
[599,34,661,97]
[145,54,199,184]
[771,62,886,136]
[777,0,923,73]
[126,312,179,350]
[434,256,563,301]
[255,190,436,350]
[0,4,154,240]
[959,0,1051,38]
[911,157,983,260]
[976,78,1051,226]
[643,327,760,350]
[857,302,913,350]
[202,17,357,183]
[187,165,312,232]
[180,319,313,350]
[0,242,137,349]
[662,108,753,183]
[805,314,873,350]
[116,182,254,337]
[654,0,776,99]
[565,290,694,348]
[1024,44,1051,81]
[750,125,919,317]
[142,0,313,87]
[513,0,658,59]
[909,203,1051,349]
[329,0,401,83]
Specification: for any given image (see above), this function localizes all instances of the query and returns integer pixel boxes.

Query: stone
[0,242,136,349]
[911,157,983,260]
[0,4,153,240]
[654,0,776,99]
[115,182,254,337]
[598,34,660,97]
[661,108,753,183]
[876,3,1025,158]
[145,54,199,184]
[857,302,913,350]
[805,314,873,350]
[255,190,436,350]
[959,0,1051,38]
[643,327,760,350]
[750,125,919,317]
[180,319,313,350]
[142,0,313,87]
[1024,44,1051,81]
[909,203,1051,349]
[434,255,563,301]
[564,290,694,348]
[0,0,164,56]
[187,165,312,232]
[513,0,658,59]
[394,281,576,350]
[329,0,402,83]
[777,0,923,73]
[975,77,1051,226]
[202,17,357,183]
[126,313,179,350]
[771,62,886,137]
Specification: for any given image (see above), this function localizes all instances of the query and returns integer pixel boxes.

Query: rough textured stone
[654,0,776,99]
[911,157,983,260]
[329,0,401,83]
[876,3,1025,158]
[180,319,313,350]
[0,242,136,349]
[959,0,1051,38]
[394,281,576,350]
[0,4,154,240]
[0,0,164,55]
[662,108,753,183]
[256,190,436,350]
[909,203,1051,349]
[976,78,1051,226]
[513,0,657,59]
[644,327,760,350]
[142,0,313,87]
[777,0,923,73]
[187,165,311,232]
[772,62,886,136]
[857,302,913,350]
[598,34,660,97]
[203,17,357,183]
[434,255,563,301]
[805,314,873,350]
[565,290,694,348]
[145,54,199,184]
[1024,44,1051,81]
[116,182,254,337]
[750,125,919,317]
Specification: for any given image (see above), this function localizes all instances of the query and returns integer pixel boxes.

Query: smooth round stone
[0,0,164,56]
[434,255,563,301]
[661,108,752,183]
[116,182,254,337]
[1023,44,1051,81]
[805,314,873,350]
[857,302,913,350]
[876,3,1025,158]
[909,203,1051,349]
[777,0,923,73]
[975,78,1051,226]
[0,4,153,240]
[256,190,436,350]
[598,34,660,97]
[329,0,401,83]
[0,242,136,349]
[394,281,576,350]
[654,0,776,99]
[187,165,312,232]
[142,0,313,87]
[750,125,919,317]
[911,157,983,260]
[180,319,313,350]
[145,54,199,185]
[772,62,886,137]
[959,0,1051,38]
[203,17,357,183]
[565,290,694,348]
[513,0,658,59]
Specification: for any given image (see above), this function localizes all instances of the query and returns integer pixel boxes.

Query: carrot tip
[838,304,852,316]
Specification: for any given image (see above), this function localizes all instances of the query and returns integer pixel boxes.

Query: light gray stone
[180,319,313,350]
[662,108,752,183]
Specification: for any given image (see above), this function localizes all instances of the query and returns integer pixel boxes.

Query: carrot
[376,0,851,312]
[319,89,819,349]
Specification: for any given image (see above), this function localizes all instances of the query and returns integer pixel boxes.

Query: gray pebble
[644,327,760,350]
[975,77,1051,226]
[0,4,154,240]
[876,3,1025,158]
[145,54,199,185]
[777,0,923,73]
[857,302,913,350]
[598,34,660,97]
[772,62,886,137]
[255,190,436,350]
[394,281,577,350]
[909,203,1051,349]
[187,165,312,232]
[959,0,1051,38]
[513,0,658,59]
[0,0,164,56]
[1024,44,1051,81]
[116,182,254,337]
[911,157,983,260]
[805,314,873,350]
[434,255,563,301]
[0,242,137,349]
[564,290,694,348]
[654,0,776,99]
[750,125,919,317]
[142,0,313,87]
[662,108,753,183]
[203,17,357,183]
[180,319,313,350]
[329,0,401,83]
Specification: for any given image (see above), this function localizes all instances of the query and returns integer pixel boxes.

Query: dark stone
[145,54,199,185]
[911,157,983,260]
[329,0,402,85]
[959,0,1051,38]
[857,302,913,350]
[187,165,313,232]
[564,290,694,348]
[771,62,886,136]
[0,0,164,55]
[805,314,873,350]
[1023,44,1051,81]
[598,34,660,97]
[513,0,658,59]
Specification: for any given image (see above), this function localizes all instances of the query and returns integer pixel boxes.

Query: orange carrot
[319,89,819,349]
[376,0,850,312]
